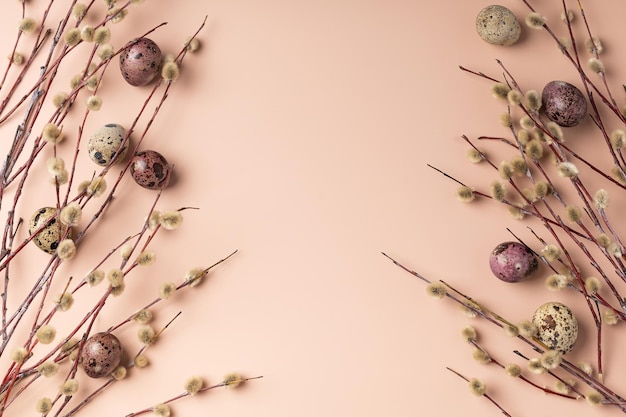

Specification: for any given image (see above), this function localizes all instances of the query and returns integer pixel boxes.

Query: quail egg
[542,80,587,127]
[130,150,172,190]
[489,241,538,282]
[29,207,63,254]
[80,332,123,378]
[532,302,578,353]
[119,37,162,87]
[475,5,521,46]
[87,123,129,166]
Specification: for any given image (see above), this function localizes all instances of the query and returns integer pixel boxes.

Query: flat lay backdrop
[3,1,626,416]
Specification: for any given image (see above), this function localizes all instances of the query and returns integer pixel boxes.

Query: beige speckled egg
[87,123,128,166]
[28,207,62,254]
[476,5,521,46]
[80,332,123,378]
[532,302,578,353]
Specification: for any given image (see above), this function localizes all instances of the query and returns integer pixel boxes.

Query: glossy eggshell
[489,241,538,282]
[130,150,172,190]
[28,207,62,254]
[532,302,578,353]
[119,38,162,86]
[80,332,123,378]
[87,123,128,166]
[475,5,521,46]
[542,80,587,127]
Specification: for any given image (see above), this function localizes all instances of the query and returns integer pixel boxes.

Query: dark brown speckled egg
[542,80,587,127]
[119,37,162,86]
[80,332,123,378]
[130,150,172,190]
[29,207,62,254]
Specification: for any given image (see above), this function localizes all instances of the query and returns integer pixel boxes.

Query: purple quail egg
[80,332,123,378]
[475,5,521,46]
[130,150,172,190]
[532,302,578,353]
[489,241,538,282]
[29,207,63,254]
[542,80,587,127]
[119,37,162,86]
[87,123,129,166]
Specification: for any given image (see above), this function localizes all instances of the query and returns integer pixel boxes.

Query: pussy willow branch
[463,64,626,290]
[0,18,209,414]
[0,22,190,359]
[495,59,606,228]
[461,67,626,187]
[61,311,183,417]
[123,377,264,417]
[0,16,166,125]
[3,17,203,359]
[0,191,163,403]
[497,59,620,247]
[3,18,169,193]
[562,0,618,113]
[0,3,240,416]
[59,246,244,417]
[519,0,625,123]
[0,0,75,123]
[424,0,626,411]
[527,228,626,322]
[383,253,626,412]
[446,368,512,417]
[107,249,239,334]
[0,0,54,95]
[52,311,181,417]
[0,234,137,402]
[464,53,625,182]
[459,131,609,371]
[467,339,579,399]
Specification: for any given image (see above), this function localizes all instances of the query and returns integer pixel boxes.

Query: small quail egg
[542,80,588,127]
[489,241,538,282]
[475,5,521,46]
[29,207,63,254]
[130,150,172,190]
[80,332,123,378]
[532,302,578,353]
[119,37,162,87]
[87,123,129,166]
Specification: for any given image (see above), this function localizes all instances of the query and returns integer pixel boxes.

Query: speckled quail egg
[489,241,538,282]
[542,80,588,127]
[87,123,129,166]
[119,37,162,86]
[130,150,172,190]
[475,5,521,46]
[29,207,63,254]
[532,302,578,353]
[80,332,123,378]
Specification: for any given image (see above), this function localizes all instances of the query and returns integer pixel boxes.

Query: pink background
[2,0,626,416]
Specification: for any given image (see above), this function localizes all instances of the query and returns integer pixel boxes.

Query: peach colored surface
[1,0,626,416]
